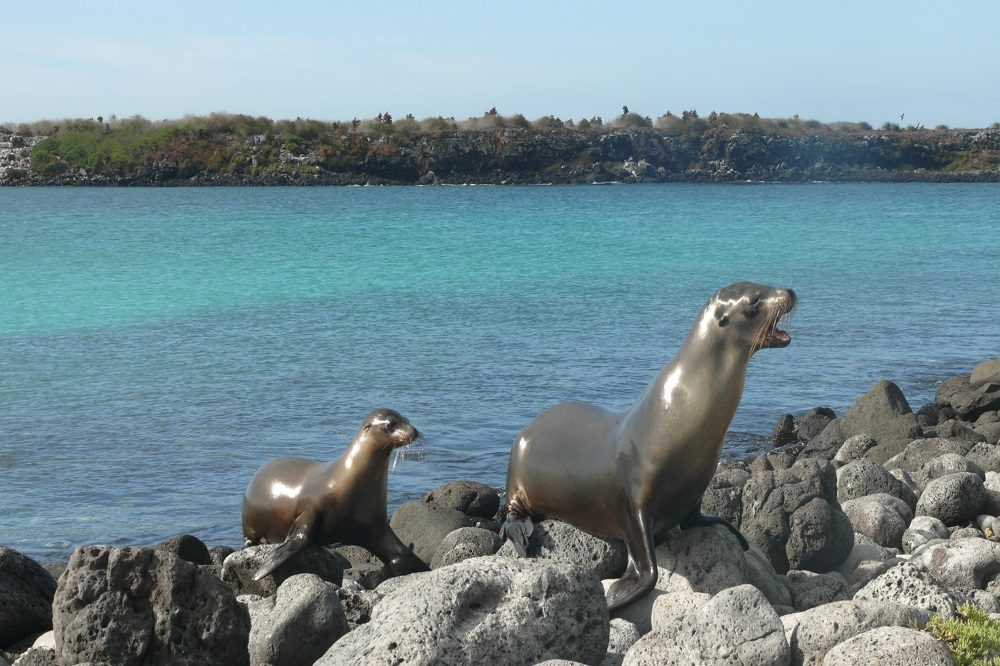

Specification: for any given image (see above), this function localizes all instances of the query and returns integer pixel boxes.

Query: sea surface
[1,184,998,563]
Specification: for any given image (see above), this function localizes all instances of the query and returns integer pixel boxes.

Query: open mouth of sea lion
[757,297,795,349]
[761,324,791,348]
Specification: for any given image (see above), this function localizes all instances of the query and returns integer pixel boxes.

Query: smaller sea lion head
[700,282,796,355]
[356,408,420,453]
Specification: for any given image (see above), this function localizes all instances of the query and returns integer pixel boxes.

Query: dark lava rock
[837,458,917,509]
[937,374,1000,421]
[772,414,796,446]
[53,545,250,666]
[153,534,212,566]
[221,543,344,597]
[421,479,501,518]
[841,381,922,452]
[740,458,853,573]
[702,467,752,530]
[0,546,57,648]
[797,418,847,462]
[797,407,837,442]
[390,500,476,565]
[209,545,236,567]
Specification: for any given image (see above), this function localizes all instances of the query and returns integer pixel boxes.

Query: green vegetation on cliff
[3,110,1000,185]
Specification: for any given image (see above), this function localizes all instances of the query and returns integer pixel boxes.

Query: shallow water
[1,183,997,562]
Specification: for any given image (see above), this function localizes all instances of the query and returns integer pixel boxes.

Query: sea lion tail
[500,513,534,558]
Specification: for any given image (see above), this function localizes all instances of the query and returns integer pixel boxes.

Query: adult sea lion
[242,408,428,580]
[503,282,796,610]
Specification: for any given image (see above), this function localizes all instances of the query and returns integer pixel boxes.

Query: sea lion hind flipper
[500,515,534,558]
[679,503,749,551]
[606,509,657,611]
[252,529,312,580]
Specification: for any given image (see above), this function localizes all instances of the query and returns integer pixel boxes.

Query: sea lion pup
[242,408,428,580]
[502,282,796,610]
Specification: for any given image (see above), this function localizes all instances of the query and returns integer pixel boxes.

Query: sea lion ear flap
[715,306,729,327]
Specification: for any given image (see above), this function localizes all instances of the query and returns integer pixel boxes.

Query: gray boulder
[915,472,987,525]
[797,408,837,443]
[390,500,475,565]
[784,570,849,612]
[978,422,1000,446]
[938,372,1000,421]
[840,493,913,549]
[245,573,346,666]
[914,453,984,492]
[985,472,1000,515]
[951,526,985,539]
[421,479,501,518]
[654,524,792,606]
[331,545,387,589]
[10,647,56,666]
[971,358,1000,387]
[336,583,381,631]
[968,442,1000,473]
[0,547,56,648]
[602,618,642,666]
[152,534,211,565]
[936,419,987,443]
[822,626,952,666]
[883,437,975,473]
[833,434,878,466]
[316,556,609,666]
[836,459,916,509]
[496,519,627,579]
[797,419,846,462]
[780,600,931,666]
[649,590,711,633]
[901,516,950,554]
[209,545,236,567]
[603,566,694,635]
[432,527,503,569]
[853,561,969,617]
[221,543,343,596]
[623,584,790,666]
[840,381,922,459]
[909,537,1000,589]
[742,458,853,574]
[53,546,249,666]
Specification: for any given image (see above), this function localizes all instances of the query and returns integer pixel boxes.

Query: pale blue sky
[4,1,999,127]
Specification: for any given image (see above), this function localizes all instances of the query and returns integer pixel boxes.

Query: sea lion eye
[718,314,729,327]
[363,424,371,432]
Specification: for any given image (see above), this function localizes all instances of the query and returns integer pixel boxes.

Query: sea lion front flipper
[606,508,657,611]
[252,512,316,581]
[500,515,534,557]
[679,502,750,551]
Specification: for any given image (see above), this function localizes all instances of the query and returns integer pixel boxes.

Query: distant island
[2,110,999,185]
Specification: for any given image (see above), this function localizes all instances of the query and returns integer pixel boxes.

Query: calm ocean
[1,184,998,562]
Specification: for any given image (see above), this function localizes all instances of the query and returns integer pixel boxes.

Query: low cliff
[3,120,999,185]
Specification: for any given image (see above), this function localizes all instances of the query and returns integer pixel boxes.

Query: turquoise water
[1,184,998,562]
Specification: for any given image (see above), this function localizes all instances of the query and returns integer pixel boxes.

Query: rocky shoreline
[3,124,1000,186]
[3,359,1000,665]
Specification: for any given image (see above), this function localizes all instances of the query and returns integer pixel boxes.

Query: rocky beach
[3,358,1000,665]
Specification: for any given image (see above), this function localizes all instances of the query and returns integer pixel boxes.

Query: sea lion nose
[785,288,797,306]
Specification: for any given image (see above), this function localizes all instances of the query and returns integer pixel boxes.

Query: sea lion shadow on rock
[242,408,429,581]
[502,282,796,611]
